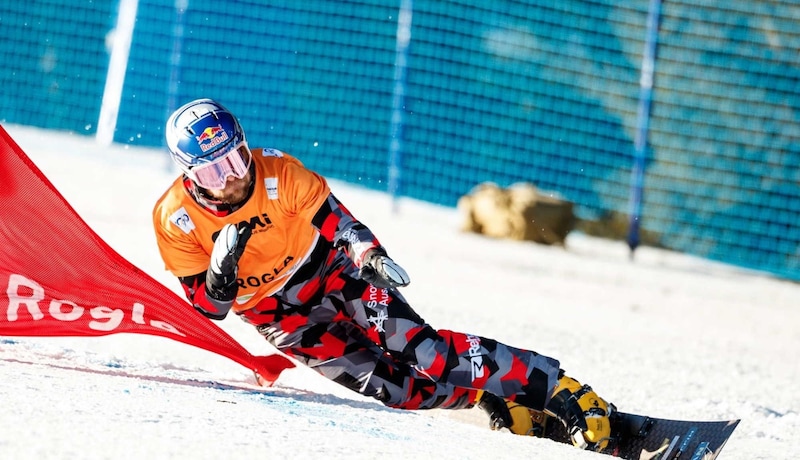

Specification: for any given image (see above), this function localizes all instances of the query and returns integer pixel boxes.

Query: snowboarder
[152,98,613,450]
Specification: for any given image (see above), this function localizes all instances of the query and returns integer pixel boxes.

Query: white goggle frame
[188,141,252,190]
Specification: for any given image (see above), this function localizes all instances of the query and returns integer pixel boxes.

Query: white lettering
[6,273,46,321]
[366,285,390,333]
[366,285,391,310]
[466,334,485,381]
[3,274,185,337]
[49,299,84,321]
[150,320,184,336]
[132,302,146,324]
[368,285,378,308]
[341,229,360,246]
[89,306,124,331]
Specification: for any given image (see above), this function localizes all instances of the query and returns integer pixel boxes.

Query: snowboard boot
[476,391,550,436]
[544,372,613,450]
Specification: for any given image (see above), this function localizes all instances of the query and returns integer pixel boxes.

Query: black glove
[206,223,252,301]
[359,248,410,289]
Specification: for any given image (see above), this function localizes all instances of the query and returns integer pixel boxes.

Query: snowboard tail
[540,410,739,459]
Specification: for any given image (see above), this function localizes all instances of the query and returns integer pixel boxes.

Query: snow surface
[1,124,798,460]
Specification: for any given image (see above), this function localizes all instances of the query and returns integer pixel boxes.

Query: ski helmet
[165,98,250,188]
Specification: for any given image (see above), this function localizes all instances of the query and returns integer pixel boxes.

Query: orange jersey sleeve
[152,148,330,312]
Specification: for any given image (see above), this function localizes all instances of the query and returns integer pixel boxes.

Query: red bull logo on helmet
[195,124,229,152]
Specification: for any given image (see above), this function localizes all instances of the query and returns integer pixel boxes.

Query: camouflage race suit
[240,240,560,410]
[153,148,561,412]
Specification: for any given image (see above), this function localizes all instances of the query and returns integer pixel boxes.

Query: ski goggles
[188,141,252,190]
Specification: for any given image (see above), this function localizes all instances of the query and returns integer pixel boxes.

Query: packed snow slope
[1,125,798,459]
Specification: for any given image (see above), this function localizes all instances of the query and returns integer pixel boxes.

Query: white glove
[359,249,410,289]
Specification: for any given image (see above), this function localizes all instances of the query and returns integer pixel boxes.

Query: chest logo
[264,177,279,200]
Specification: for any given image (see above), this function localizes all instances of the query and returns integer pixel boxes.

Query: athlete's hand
[359,248,410,289]
[206,223,252,301]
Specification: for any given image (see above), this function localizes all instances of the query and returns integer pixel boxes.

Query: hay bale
[458,182,575,245]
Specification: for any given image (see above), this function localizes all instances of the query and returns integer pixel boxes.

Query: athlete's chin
[222,192,248,204]
[207,182,249,204]
[216,187,247,204]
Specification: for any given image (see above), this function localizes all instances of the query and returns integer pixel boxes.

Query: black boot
[544,372,613,450]
[477,391,543,436]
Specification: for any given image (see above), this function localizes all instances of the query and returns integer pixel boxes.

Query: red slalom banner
[0,126,294,385]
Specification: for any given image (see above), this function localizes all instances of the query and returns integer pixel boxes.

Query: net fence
[1,0,798,280]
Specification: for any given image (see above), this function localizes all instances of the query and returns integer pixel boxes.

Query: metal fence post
[627,0,663,257]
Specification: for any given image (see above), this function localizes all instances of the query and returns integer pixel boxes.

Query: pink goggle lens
[190,142,251,189]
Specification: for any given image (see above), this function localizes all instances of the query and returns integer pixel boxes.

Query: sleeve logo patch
[261,148,284,158]
[169,207,195,234]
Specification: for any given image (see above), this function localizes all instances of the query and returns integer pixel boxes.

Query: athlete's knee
[402,328,463,381]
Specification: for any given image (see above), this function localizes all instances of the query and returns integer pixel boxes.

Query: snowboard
[536,410,740,459]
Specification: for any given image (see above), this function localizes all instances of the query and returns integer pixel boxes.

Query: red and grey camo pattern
[240,241,561,411]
